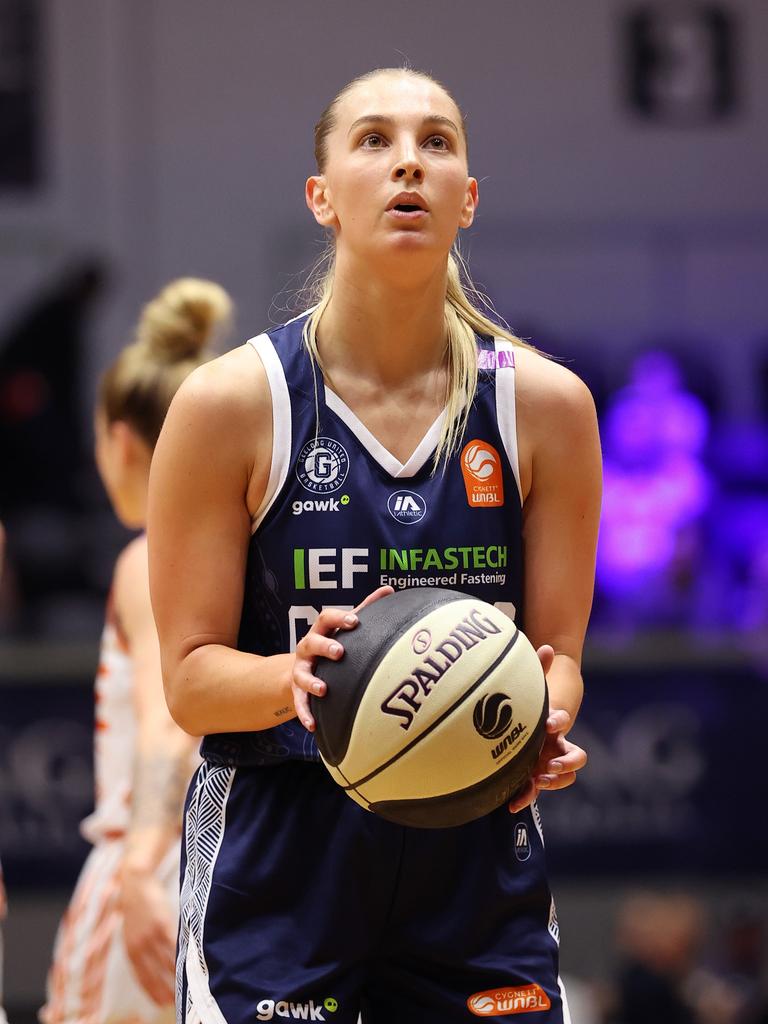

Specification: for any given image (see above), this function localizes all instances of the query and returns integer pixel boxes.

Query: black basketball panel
[310,588,467,766]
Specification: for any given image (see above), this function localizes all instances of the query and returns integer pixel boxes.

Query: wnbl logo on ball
[296,437,349,494]
[473,693,527,762]
[473,693,515,739]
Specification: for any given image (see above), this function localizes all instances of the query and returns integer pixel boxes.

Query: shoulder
[513,345,598,442]
[112,535,152,641]
[112,536,150,606]
[170,341,270,430]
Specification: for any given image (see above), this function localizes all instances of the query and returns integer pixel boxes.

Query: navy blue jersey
[202,314,524,767]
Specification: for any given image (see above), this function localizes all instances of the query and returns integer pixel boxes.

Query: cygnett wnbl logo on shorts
[467,984,551,1016]
[387,490,427,524]
[296,437,349,494]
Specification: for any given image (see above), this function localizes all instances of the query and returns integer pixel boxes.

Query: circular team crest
[296,437,349,494]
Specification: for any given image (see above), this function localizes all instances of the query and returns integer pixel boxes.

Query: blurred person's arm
[114,536,198,1007]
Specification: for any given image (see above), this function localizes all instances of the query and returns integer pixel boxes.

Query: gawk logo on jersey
[296,437,349,494]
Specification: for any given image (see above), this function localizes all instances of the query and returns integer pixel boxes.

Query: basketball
[310,588,548,828]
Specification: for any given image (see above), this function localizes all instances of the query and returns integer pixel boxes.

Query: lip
[385,191,429,215]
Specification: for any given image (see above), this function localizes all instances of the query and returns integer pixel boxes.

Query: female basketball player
[42,279,232,1024]
[149,69,601,1023]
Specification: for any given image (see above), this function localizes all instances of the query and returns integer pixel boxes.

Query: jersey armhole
[246,334,292,532]
[493,337,523,504]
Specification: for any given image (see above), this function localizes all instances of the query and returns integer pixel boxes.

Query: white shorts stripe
[177,764,235,1024]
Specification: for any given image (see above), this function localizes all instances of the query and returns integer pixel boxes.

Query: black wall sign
[0,0,41,187]
[625,4,738,124]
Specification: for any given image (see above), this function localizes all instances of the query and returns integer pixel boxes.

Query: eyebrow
[347,114,460,136]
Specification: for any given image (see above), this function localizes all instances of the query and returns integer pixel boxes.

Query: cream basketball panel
[336,600,517,781]
[352,635,546,802]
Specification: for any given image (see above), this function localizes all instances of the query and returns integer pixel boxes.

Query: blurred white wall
[0,0,767,414]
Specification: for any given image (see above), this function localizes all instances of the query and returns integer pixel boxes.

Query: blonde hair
[305,67,535,466]
[100,277,232,449]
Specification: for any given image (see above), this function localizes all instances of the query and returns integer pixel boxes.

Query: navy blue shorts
[177,760,570,1023]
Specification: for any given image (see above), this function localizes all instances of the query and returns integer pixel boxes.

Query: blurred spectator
[611,891,706,1023]
[595,350,713,630]
[688,912,768,1024]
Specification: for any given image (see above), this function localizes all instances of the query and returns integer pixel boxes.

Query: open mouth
[393,203,423,213]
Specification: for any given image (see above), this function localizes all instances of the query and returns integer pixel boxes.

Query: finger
[354,586,394,614]
[292,685,315,732]
[545,709,572,734]
[546,746,587,775]
[309,608,359,637]
[536,771,577,791]
[536,644,555,677]
[507,779,536,814]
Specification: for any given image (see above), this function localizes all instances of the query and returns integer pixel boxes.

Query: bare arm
[110,536,196,1004]
[147,347,298,736]
[115,536,197,871]
[510,353,602,809]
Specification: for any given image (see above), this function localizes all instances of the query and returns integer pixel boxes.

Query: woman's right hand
[292,585,394,731]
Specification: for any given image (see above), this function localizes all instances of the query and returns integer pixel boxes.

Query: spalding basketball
[310,588,548,828]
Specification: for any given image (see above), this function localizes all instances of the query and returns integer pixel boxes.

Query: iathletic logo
[296,437,349,494]
[387,489,427,525]
[467,984,551,1016]
[514,821,532,861]
[256,995,338,1020]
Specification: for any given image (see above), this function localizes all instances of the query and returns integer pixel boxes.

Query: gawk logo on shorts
[467,984,551,1016]
[256,996,337,1020]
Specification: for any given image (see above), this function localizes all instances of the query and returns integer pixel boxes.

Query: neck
[317,252,449,387]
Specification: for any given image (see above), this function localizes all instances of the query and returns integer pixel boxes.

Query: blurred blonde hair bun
[136,277,233,361]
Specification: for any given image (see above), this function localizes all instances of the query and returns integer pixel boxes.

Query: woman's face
[94,409,145,528]
[308,73,478,268]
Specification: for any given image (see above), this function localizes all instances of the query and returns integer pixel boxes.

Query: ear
[459,177,479,230]
[111,420,150,468]
[306,175,338,229]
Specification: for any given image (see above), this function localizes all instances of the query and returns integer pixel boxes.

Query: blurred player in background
[41,279,232,1024]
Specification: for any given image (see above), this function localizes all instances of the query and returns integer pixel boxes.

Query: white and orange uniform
[41,592,179,1024]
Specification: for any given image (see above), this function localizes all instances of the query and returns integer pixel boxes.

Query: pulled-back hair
[304,67,534,466]
[100,278,232,449]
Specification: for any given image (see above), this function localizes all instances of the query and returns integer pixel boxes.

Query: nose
[392,140,424,183]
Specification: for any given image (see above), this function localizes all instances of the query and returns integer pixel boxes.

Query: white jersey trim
[247,334,292,534]
[325,386,446,479]
[493,337,523,503]
[558,975,572,1024]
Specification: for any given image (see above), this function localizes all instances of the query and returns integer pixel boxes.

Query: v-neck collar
[324,386,446,479]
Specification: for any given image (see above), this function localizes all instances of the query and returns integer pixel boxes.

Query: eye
[424,135,450,151]
[360,133,387,149]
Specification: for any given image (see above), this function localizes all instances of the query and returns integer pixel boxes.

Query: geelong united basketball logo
[461,440,504,507]
[296,437,349,494]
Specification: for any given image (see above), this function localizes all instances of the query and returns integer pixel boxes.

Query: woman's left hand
[507,645,588,814]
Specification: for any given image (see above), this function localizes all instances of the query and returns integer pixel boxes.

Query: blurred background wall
[1,1,767,1022]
